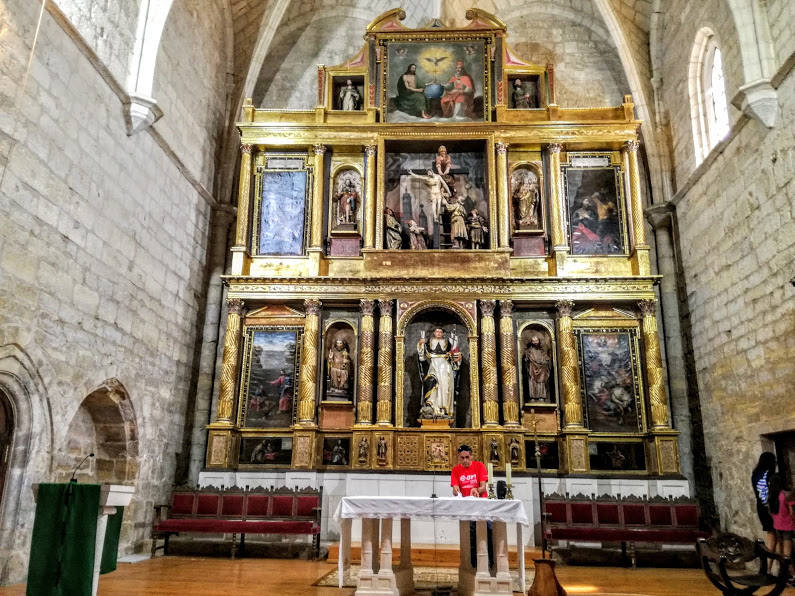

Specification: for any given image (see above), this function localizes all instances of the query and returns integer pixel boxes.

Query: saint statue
[513,177,539,228]
[433,145,456,192]
[326,337,352,399]
[512,78,534,109]
[384,208,402,249]
[467,209,487,249]
[334,179,358,228]
[339,79,361,111]
[407,220,427,250]
[489,438,500,463]
[417,327,462,418]
[358,437,369,463]
[377,436,388,463]
[330,440,348,465]
[524,334,551,401]
[509,437,521,464]
[445,196,469,248]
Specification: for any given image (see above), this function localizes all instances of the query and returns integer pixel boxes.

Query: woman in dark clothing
[752,451,777,551]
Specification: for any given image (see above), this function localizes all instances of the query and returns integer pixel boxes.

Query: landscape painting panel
[566,168,624,255]
[580,331,640,433]
[243,330,297,428]
[387,40,486,123]
[258,170,307,255]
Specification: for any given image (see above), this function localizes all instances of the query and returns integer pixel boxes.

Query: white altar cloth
[334,496,528,596]
[334,495,529,525]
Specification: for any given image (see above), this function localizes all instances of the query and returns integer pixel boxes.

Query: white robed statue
[417,327,462,417]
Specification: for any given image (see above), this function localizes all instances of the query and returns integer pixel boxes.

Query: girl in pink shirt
[769,475,795,581]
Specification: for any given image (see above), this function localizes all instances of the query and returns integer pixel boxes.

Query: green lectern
[27,483,134,596]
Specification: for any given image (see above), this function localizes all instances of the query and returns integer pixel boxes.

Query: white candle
[506,463,512,485]
[487,462,494,482]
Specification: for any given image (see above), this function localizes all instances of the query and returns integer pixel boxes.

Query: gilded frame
[237,432,294,469]
[252,152,313,257]
[561,151,629,257]
[377,30,496,123]
[236,325,303,430]
[503,65,548,110]
[325,66,369,112]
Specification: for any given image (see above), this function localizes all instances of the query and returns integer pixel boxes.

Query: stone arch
[688,27,727,164]
[57,379,139,485]
[124,0,175,134]
[0,343,54,585]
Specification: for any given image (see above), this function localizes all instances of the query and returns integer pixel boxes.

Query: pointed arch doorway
[0,390,13,507]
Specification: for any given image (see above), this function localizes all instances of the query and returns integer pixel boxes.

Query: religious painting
[524,439,560,470]
[589,441,646,472]
[321,437,350,467]
[385,140,489,250]
[254,157,310,255]
[322,322,356,402]
[331,75,364,111]
[518,323,556,405]
[511,166,543,232]
[563,162,627,255]
[576,329,643,433]
[508,75,541,109]
[330,168,362,233]
[384,39,489,123]
[239,328,300,428]
[402,309,470,428]
[239,436,293,466]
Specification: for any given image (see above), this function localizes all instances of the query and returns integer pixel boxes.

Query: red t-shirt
[451,460,488,497]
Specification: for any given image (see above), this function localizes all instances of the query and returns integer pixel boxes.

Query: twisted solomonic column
[357,299,376,424]
[639,299,670,429]
[556,299,583,427]
[499,300,520,427]
[297,299,322,426]
[376,299,394,425]
[480,299,500,427]
[216,298,244,424]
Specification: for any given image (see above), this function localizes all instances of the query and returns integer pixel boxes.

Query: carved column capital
[495,142,509,155]
[364,145,377,157]
[555,299,574,318]
[638,298,657,317]
[360,298,376,316]
[227,298,244,315]
[240,144,252,155]
[624,140,640,152]
[304,298,322,316]
[546,143,563,154]
[313,144,327,155]
[499,299,514,316]
[377,298,393,316]
[480,299,496,317]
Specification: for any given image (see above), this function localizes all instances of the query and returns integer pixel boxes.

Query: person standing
[451,445,493,569]
[769,473,795,581]
[752,452,778,551]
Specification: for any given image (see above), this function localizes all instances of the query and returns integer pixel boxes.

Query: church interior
[0,0,793,593]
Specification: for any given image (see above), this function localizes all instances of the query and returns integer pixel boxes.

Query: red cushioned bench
[152,485,322,559]
[544,493,709,567]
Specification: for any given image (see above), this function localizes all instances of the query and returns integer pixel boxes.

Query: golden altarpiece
[205,9,681,483]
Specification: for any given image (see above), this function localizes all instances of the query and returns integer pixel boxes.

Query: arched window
[689,29,731,164]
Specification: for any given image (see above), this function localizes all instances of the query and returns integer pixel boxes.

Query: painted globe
[424,83,444,99]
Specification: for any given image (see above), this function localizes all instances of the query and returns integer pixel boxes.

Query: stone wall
[766,0,795,69]
[0,0,228,583]
[659,0,795,536]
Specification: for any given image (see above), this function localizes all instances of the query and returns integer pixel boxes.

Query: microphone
[70,452,95,483]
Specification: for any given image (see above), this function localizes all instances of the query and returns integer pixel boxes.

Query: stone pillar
[231,144,253,275]
[215,298,244,424]
[495,142,510,248]
[639,299,670,429]
[357,299,376,425]
[364,145,377,249]
[556,299,583,428]
[624,140,650,275]
[297,299,321,426]
[310,144,326,249]
[498,300,520,428]
[480,299,500,427]
[376,299,393,426]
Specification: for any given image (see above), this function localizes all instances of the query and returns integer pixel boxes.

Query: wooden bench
[697,533,792,595]
[543,493,710,567]
[152,485,322,559]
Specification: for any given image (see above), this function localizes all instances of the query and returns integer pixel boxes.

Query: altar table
[334,496,529,596]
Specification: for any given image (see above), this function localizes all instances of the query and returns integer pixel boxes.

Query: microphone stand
[70,452,95,483]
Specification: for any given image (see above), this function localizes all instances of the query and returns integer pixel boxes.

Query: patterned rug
[314,565,532,592]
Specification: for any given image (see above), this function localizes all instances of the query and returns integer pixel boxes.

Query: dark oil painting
[240,436,293,466]
[565,167,625,255]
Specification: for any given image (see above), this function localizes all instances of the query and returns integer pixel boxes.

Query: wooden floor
[3,555,792,595]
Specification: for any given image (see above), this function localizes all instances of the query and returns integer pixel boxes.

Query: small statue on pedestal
[358,436,369,463]
[377,436,388,465]
[326,337,353,400]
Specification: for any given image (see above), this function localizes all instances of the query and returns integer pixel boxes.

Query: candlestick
[487,462,494,481]
[505,463,512,484]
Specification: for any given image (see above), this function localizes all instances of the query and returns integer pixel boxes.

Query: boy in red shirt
[451,444,488,497]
